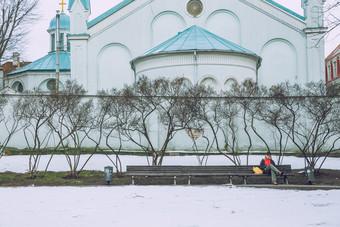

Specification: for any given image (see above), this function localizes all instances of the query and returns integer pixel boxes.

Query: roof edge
[131,49,262,67]
[265,0,306,21]
[7,52,71,76]
[7,69,71,77]
[87,0,134,28]
[326,44,340,62]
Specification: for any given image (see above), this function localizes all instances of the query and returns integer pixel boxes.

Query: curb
[236,184,340,190]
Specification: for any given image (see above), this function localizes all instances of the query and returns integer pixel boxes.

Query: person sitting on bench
[260,151,284,185]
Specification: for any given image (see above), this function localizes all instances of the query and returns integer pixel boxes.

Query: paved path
[236,184,340,190]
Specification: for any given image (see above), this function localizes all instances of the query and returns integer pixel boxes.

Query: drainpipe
[194,51,198,82]
[0,67,3,89]
[130,61,137,94]
[56,10,60,94]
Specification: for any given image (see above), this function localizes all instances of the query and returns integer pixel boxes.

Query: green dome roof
[48,13,70,32]
[7,52,70,76]
[141,25,259,57]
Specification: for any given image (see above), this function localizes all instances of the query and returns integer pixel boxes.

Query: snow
[0,186,339,227]
[0,154,340,173]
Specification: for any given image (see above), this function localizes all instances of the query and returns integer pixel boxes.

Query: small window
[224,78,237,91]
[59,33,64,50]
[200,77,218,91]
[187,0,203,17]
[334,61,338,78]
[51,34,55,51]
[12,81,24,93]
[67,37,70,51]
[47,79,56,91]
[328,65,332,81]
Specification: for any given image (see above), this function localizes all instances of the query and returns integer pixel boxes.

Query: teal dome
[143,25,258,57]
[47,13,70,32]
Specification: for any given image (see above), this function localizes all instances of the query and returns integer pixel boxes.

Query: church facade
[68,0,326,94]
[5,0,327,94]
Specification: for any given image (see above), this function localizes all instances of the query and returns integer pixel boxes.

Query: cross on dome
[59,0,66,12]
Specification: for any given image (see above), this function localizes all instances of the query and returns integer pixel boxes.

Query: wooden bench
[126,165,293,185]
[236,165,294,185]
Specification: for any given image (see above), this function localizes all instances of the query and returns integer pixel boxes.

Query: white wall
[77,0,316,94]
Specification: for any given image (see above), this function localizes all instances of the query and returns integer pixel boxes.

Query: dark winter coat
[259,159,276,170]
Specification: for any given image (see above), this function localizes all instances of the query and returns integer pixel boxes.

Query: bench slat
[126,165,293,185]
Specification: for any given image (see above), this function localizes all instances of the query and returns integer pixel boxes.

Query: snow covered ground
[0,186,339,227]
[0,154,339,173]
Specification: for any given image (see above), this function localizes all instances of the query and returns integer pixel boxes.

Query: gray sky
[23,0,338,62]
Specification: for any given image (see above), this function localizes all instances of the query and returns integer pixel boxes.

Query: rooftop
[7,52,70,76]
[326,44,340,62]
[87,0,305,29]
[48,13,70,32]
[68,0,91,10]
[142,25,258,57]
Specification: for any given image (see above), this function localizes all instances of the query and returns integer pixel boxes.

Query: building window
[12,81,24,93]
[67,37,70,51]
[47,79,56,91]
[59,33,64,50]
[328,65,332,81]
[187,0,203,17]
[334,61,338,78]
[224,78,237,91]
[51,34,55,51]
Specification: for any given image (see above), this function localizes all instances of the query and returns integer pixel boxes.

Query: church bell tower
[302,0,328,82]
[68,0,91,90]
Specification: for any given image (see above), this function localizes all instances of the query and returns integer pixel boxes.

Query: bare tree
[256,89,291,165]
[0,0,39,63]
[232,79,265,165]
[48,81,94,178]
[96,89,128,173]
[119,76,198,166]
[0,95,26,158]
[323,0,340,47]
[0,95,7,157]
[18,91,57,178]
[44,81,88,174]
[195,89,241,165]
[272,81,339,171]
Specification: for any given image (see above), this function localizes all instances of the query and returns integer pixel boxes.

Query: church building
[5,0,327,94]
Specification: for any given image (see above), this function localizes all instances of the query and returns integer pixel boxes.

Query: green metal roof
[143,25,258,56]
[7,52,70,76]
[48,13,70,31]
[87,0,134,28]
[87,0,304,29]
[68,0,90,10]
[266,0,305,20]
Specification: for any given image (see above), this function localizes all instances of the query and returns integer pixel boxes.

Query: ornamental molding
[304,27,328,34]
[133,52,258,75]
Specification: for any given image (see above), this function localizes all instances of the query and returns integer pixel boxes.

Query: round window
[187,0,203,17]
[47,79,56,91]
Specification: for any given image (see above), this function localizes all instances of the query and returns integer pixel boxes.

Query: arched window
[47,79,56,91]
[200,77,219,91]
[224,78,237,91]
[51,34,55,52]
[12,81,24,93]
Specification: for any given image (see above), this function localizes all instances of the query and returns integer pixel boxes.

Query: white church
[4,0,327,93]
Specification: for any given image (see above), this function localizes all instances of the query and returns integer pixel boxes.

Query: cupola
[47,13,71,52]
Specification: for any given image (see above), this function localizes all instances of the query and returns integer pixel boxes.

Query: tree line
[0,77,339,178]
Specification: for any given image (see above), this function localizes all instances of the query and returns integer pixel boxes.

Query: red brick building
[325,44,340,88]
[0,61,31,89]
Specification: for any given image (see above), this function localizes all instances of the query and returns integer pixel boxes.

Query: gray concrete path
[236,184,340,190]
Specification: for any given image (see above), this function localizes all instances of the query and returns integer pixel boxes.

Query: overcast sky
[23,0,338,62]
